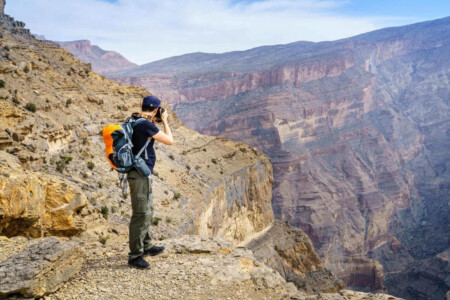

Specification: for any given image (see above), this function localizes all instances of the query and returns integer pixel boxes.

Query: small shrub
[211,158,218,164]
[174,192,181,200]
[60,155,73,164]
[101,206,109,219]
[111,206,118,214]
[169,154,174,160]
[87,161,95,170]
[65,98,72,107]
[151,216,161,226]
[82,137,88,145]
[3,45,9,51]
[186,165,191,170]
[97,181,103,188]
[60,57,64,61]
[164,190,168,195]
[203,148,207,152]
[159,234,166,241]
[170,169,175,173]
[56,160,65,173]
[165,217,172,224]
[12,97,20,105]
[23,66,30,73]
[25,103,36,112]
[0,79,5,88]
[98,235,110,245]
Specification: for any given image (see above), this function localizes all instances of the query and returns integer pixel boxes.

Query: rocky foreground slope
[0,3,401,299]
[110,17,450,300]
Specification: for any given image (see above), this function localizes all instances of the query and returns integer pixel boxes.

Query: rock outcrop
[0,237,84,298]
[0,151,87,237]
[246,220,344,294]
[109,17,450,299]
[57,40,138,74]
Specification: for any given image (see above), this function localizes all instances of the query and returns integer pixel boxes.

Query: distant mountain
[109,17,450,300]
[57,40,137,74]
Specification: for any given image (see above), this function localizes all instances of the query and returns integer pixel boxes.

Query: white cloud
[6,0,414,64]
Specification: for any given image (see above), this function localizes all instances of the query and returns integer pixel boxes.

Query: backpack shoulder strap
[129,117,147,128]
[136,139,151,159]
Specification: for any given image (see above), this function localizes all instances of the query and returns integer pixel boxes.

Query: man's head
[142,95,161,113]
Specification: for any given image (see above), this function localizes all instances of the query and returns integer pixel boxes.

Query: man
[127,95,173,269]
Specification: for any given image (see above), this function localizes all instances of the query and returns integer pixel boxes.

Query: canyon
[0,2,365,299]
[109,17,450,300]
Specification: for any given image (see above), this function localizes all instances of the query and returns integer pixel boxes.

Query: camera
[154,107,165,123]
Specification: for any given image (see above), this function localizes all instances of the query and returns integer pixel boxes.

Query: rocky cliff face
[110,17,450,299]
[0,6,354,299]
[57,40,137,74]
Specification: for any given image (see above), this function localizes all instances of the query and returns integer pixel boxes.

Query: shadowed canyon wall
[110,17,450,299]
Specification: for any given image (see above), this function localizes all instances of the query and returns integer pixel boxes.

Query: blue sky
[6,0,450,64]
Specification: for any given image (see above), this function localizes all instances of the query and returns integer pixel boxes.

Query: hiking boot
[143,245,165,257]
[128,256,150,269]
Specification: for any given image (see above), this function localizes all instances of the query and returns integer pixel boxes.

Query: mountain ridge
[57,39,138,74]
[105,15,450,300]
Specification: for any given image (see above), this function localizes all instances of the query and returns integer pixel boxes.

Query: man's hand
[161,109,169,123]
[152,109,173,145]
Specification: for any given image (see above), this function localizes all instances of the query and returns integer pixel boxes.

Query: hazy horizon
[7,0,450,65]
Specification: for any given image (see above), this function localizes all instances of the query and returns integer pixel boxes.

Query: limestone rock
[0,151,87,237]
[0,237,84,298]
[246,220,344,294]
[197,156,274,245]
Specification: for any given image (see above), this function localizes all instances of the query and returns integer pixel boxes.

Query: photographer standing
[127,95,173,269]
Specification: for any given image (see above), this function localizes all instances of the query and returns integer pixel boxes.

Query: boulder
[0,237,84,298]
[0,151,87,237]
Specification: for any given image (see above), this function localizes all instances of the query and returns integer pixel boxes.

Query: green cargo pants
[127,169,154,260]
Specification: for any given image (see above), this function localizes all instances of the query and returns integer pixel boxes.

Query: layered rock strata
[245,220,344,293]
[0,151,87,237]
[58,40,138,74]
[0,237,84,298]
[110,17,450,299]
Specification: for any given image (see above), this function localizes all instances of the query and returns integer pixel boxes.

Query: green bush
[151,216,161,226]
[98,235,110,245]
[23,66,30,73]
[65,99,72,107]
[0,79,5,88]
[56,161,65,173]
[169,154,174,160]
[60,155,73,164]
[97,181,103,188]
[101,206,109,219]
[87,161,95,170]
[12,98,20,105]
[174,192,181,200]
[25,103,36,112]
